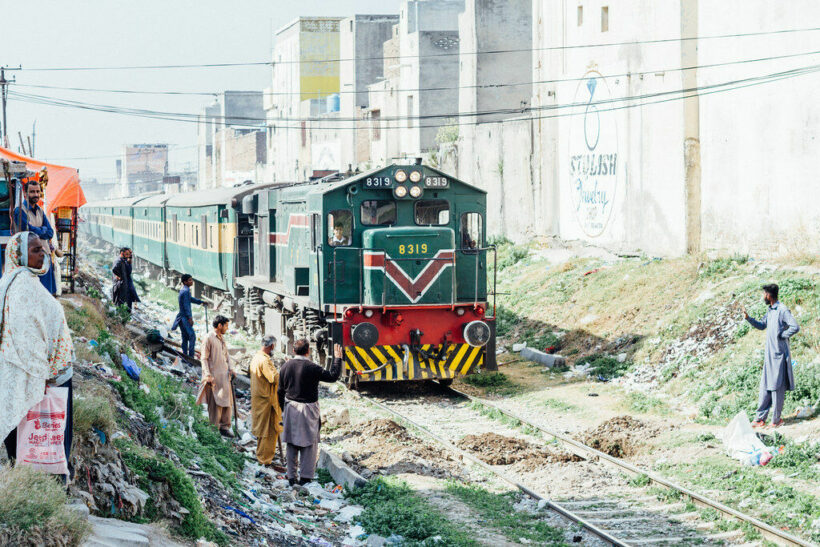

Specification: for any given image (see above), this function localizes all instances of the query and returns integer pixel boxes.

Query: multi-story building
[119,144,168,197]
[197,91,266,189]
[266,17,343,182]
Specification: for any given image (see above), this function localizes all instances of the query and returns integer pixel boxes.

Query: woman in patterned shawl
[0,232,74,477]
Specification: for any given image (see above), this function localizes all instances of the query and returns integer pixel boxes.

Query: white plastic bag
[722,411,768,465]
[16,387,69,475]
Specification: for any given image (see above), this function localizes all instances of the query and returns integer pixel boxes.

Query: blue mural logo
[569,71,619,238]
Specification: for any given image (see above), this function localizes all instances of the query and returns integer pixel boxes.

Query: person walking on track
[742,283,800,428]
[171,274,205,359]
[277,340,342,486]
[197,315,235,437]
[250,336,284,469]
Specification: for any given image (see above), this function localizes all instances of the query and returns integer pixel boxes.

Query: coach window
[415,199,450,226]
[361,200,396,226]
[460,213,483,253]
[328,210,352,246]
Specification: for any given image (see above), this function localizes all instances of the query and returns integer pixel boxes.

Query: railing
[330,245,497,319]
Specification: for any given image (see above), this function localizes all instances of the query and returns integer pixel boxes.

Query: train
[82,163,497,385]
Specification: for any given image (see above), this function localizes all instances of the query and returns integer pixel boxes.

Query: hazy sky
[3,0,403,181]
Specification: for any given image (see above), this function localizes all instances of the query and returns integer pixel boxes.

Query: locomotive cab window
[361,200,396,226]
[460,213,483,252]
[415,199,450,226]
[328,210,352,246]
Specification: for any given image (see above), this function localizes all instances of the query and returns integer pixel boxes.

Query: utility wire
[9,63,820,131]
[10,48,820,97]
[16,26,820,71]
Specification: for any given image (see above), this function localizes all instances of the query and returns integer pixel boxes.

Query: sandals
[751,420,765,428]
[768,419,784,428]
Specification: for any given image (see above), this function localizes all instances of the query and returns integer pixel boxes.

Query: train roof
[134,194,175,207]
[164,183,279,207]
[84,195,156,208]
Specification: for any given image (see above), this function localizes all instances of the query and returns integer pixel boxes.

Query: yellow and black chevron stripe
[344,344,484,381]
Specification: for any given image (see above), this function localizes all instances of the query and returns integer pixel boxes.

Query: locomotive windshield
[415,199,450,225]
[361,200,396,226]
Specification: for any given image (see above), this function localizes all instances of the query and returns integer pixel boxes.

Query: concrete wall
[696,0,820,256]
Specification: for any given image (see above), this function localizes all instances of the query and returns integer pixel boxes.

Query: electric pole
[0,66,20,149]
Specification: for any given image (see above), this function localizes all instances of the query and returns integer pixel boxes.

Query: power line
[16,26,820,71]
[11,48,820,98]
[9,63,819,131]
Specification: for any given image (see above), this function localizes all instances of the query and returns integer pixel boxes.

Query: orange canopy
[0,146,86,214]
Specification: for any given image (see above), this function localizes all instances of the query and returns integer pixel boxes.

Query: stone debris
[512,342,527,352]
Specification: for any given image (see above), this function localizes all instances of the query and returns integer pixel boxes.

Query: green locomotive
[83,164,497,384]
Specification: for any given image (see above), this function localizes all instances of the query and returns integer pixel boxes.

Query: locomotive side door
[454,197,487,303]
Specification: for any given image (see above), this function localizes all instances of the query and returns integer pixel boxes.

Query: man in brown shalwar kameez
[278,340,342,486]
[250,336,284,467]
[198,315,235,437]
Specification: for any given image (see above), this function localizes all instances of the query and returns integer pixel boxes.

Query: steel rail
[446,386,812,547]
[353,391,629,547]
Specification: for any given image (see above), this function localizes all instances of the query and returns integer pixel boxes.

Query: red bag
[16,386,69,475]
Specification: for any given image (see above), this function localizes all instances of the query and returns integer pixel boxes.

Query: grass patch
[0,465,91,545]
[345,477,475,545]
[578,353,630,380]
[62,298,107,340]
[112,367,245,492]
[315,467,334,486]
[767,434,820,480]
[543,398,578,412]
[447,483,566,545]
[657,456,820,541]
[114,439,227,544]
[628,473,651,487]
[74,395,117,438]
[462,372,518,395]
[699,254,749,278]
[626,392,670,415]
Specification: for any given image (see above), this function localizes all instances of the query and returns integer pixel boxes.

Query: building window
[407,95,414,128]
[601,6,609,32]
[577,5,583,26]
[371,110,381,141]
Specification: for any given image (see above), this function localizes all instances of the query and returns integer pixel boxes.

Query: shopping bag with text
[16,386,69,475]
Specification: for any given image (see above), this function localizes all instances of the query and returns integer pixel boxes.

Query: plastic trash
[16,387,69,474]
[723,411,772,465]
[120,353,141,381]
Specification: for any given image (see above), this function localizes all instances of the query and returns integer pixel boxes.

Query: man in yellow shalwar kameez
[250,336,284,466]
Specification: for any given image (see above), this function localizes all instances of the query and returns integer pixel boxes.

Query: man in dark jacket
[112,247,140,311]
[278,340,342,486]
[172,274,204,358]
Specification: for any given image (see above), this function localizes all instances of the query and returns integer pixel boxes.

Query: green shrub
[346,478,474,545]
[579,353,630,380]
[699,254,749,278]
[87,287,102,300]
[462,372,518,395]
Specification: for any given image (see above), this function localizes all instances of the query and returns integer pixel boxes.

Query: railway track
[347,383,812,547]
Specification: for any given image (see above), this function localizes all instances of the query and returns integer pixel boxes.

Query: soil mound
[457,433,580,470]
[579,416,661,458]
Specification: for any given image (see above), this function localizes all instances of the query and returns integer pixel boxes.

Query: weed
[628,474,651,487]
[699,254,749,278]
[0,466,91,544]
[696,433,716,442]
[109,304,132,324]
[345,477,474,545]
[73,395,117,437]
[462,372,518,395]
[447,483,567,545]
[543,398,578,412]
[315,468,334,486]
[627,392,670,415]
[87,287,102,300]
[578,353,630,380]
[767,434,819,479]
[657,456,820,541]
[114,439,227,544]
[112,367,245,491]
[496,245,529,271]
[648,486,682,502]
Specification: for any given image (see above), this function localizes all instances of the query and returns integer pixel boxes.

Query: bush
[699,254,749,278]
[0,466,90,545]
[579,353,630,380]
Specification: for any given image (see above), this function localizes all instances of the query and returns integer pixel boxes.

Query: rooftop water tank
[326,93,340,113]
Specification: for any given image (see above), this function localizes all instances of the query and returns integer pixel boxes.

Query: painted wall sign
[569,71,619,237]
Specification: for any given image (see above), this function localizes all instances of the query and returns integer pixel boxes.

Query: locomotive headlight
[409,170,422,183]
[463,320,491,347]
[394,185,408,198]
[351,322,379,349]
[409,185,423,198]
[394,169,408,182]
[364,309,374,318]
